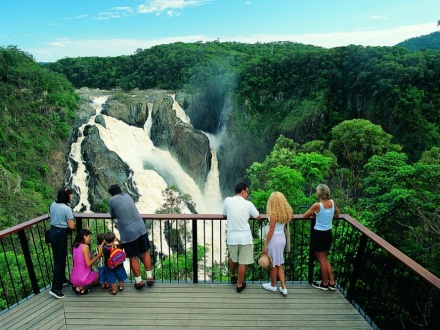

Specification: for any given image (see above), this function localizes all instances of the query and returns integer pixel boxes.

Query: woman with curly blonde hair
[262,191,292,296]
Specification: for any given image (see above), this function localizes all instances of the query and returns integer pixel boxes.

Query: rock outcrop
[80,124,138,211]
[148,94,212,190]
[101,94,149,127]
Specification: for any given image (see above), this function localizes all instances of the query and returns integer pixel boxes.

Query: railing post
[192,219,198,283]
[308,218,316,284]
[17,231,40,295]
[346,233,368,302]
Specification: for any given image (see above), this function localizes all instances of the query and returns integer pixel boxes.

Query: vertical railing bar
[0,238,12,310]
[307,218,316,284]
[211,219,214,283]
[347,233,368,302]
[158,219,164,283]
[30,224,47,290]
[219,218,223,283]
[17,230,40,295]
[192,218,198,283]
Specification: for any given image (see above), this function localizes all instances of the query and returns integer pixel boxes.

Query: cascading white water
[68,93,226,266]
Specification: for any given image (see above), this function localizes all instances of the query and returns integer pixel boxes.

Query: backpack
[106,245,126,269]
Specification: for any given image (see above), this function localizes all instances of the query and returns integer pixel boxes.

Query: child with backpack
[102,232,127,295]
[94,233,109,289]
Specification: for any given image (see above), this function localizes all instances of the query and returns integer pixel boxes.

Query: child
[94,233,109,289]
[102,232,128,295]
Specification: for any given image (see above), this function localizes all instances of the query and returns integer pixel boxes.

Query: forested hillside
[1,41,439,277]
[46,41,440,162]
[0,46,78,229]
[396,31,440,50]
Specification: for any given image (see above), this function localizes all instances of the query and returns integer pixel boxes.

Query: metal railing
[0,213,439,329]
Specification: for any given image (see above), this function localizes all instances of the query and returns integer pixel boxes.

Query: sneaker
[279,287,288,296]
[49,289,65,299]
[328,283,336,291]
[230,276,237,284]
[262,282,277,292]
[312,281,329,291]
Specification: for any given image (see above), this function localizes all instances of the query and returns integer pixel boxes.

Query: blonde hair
[266,191,293,224]
[316,184,331,199]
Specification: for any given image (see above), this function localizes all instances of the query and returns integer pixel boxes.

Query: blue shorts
[98,266,106,284]
[105,265,128,284]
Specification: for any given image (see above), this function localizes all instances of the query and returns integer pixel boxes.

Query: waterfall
[68,94,226,265]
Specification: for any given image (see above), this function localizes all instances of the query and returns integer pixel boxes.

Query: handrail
[341,214,440,291]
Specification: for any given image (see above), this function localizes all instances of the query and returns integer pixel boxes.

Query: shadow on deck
[1,283,372,329]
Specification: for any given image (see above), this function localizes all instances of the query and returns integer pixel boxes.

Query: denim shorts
[105,265,128,284]
[98,266,106,284]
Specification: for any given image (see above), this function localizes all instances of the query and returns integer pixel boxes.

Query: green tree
[155,186,194,255]
[329,119,401,200]
[361,151,440,275]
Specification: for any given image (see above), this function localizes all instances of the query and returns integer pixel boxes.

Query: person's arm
[82,244,102,267]
[263,217,276,253]
[333,201,340,218]
[67,219,75,230]
[303,203,320,218]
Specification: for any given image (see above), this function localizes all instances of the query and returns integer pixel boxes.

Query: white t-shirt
[223,195,260,245]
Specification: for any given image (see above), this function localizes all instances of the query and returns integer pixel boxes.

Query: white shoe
[279,287,288,296]
[262,282,277,292]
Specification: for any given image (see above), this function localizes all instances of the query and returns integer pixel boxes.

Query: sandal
[75,287,89,295]
[119,286,124,291]
[146,277,154,287]
[109,289,117,295]
[134,281,145,289]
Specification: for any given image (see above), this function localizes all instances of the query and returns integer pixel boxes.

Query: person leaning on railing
[303,184,339,291]
[48,187,75,299]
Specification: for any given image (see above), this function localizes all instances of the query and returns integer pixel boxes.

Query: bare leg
[316,251,329,284]
[326,254,335,285]
[237,264,246,287]
[141,251,152,271]
[229,258,237,277]
[277,265,286,289]
[270,267,278,287]
[110,283,117,294]
[130,256,141,277]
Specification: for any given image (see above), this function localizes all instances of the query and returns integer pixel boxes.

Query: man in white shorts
[223,182,260,293]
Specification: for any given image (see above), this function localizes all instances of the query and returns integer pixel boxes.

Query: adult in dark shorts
[303,184,339,291]
[108,184,154,289]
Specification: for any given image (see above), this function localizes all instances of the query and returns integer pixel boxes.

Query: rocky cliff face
[101,94,148,127]
[148,94,212,190]
[80,124,138,211]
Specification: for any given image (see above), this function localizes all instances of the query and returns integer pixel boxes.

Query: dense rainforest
[1,35,439,281]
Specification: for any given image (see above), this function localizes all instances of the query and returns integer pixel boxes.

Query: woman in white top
[304,184,339,291]
[262,191,293,296]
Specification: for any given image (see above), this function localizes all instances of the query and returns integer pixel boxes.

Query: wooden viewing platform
[1,283,372,329]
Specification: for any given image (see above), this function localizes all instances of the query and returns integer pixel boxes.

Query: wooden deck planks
[1,283,372,329]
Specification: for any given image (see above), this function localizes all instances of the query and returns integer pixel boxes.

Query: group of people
[223,182,339,295]
[48,181,338,299]
[48,184,154,299]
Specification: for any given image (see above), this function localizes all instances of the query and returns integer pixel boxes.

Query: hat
[257,251,273,269]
